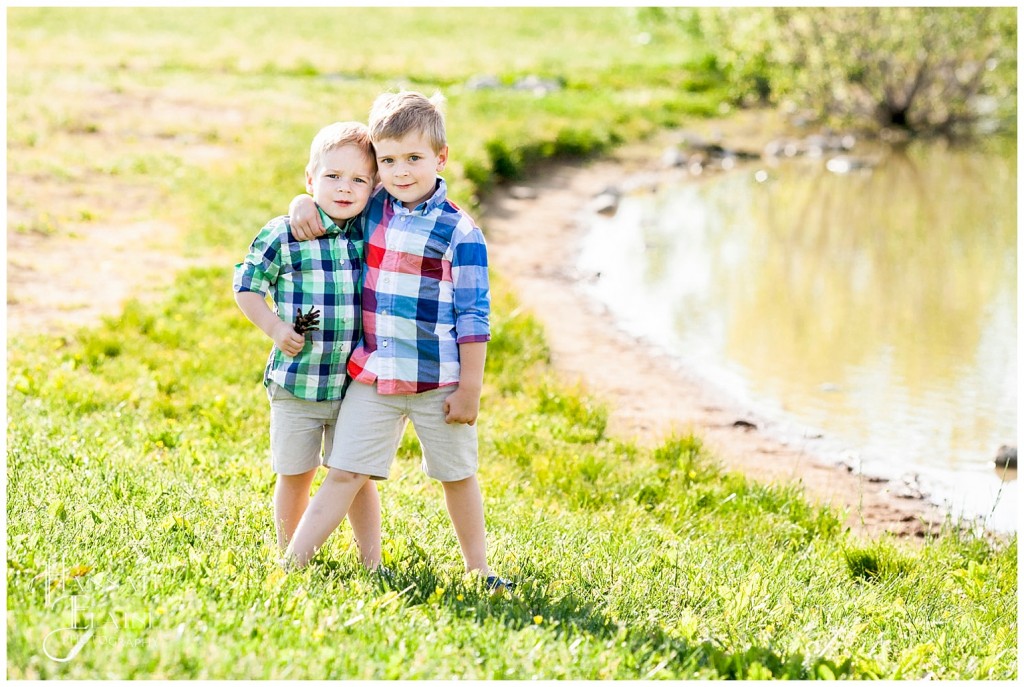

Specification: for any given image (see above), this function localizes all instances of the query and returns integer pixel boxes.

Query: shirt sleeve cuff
[233,264,270,294]
[456,333,491,344]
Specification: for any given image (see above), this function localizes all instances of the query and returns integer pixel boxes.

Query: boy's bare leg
[285,468,370,567]
[348,480,382,570]
[441,475,491,576]
[274,468,319,550]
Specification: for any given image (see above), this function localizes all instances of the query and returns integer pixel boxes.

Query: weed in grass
[844,541,913,582]
[14,213,61,236]
[535,382,607,443]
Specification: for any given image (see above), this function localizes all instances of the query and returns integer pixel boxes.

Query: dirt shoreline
[480,145,954,539]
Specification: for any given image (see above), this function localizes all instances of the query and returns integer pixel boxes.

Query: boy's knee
[441,474,477,488]
[277,468,318,484]
[325,468,366,485]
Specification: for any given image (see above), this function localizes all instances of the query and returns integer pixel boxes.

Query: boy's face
[373,131,448,209]
[305,144,376,223]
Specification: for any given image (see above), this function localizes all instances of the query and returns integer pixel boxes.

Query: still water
[578,138,1017,532]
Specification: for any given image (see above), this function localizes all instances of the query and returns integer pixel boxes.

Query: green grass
[7,269,1017,679]
[7,6,721,245]
[6,6,1017,679]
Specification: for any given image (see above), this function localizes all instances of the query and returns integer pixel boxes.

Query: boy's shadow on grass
[314,557,851,680]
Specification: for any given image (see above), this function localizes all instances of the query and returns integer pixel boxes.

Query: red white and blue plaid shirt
[348,179,490,394]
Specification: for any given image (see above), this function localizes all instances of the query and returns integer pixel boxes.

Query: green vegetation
[644,7,1017,136]
[8,269,1018,679]
[7,5,721,244]
[6,7,1017,679]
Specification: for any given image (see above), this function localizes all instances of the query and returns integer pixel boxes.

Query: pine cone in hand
[293,306,321,335]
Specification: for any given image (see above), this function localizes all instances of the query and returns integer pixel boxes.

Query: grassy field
[6,7,1017,679]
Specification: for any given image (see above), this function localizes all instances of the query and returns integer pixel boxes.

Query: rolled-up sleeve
[233,219,284,295]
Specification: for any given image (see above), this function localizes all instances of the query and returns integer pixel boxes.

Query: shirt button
[382,340,389,349]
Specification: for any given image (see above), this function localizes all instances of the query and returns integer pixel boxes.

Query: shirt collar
[317,206,358,239]
[389,177,447,216]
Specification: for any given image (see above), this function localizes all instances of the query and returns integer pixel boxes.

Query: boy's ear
[304,166,315,194]
[436,145,449,172]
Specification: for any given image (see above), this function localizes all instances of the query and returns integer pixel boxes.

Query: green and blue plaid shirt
[233,208,363,401]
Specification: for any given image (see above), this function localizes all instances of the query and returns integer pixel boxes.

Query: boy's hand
[289,194,325,241]
[272,319,306,357]
[444,386,481,425]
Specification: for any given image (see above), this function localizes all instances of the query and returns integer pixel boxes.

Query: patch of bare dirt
[5,214,226,336]
[480,145,952,540]
[6,84,240,336]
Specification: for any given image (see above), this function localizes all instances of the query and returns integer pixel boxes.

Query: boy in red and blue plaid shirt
[286,92,511,591]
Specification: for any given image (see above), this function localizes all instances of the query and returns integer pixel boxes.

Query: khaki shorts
[267,382,343,475]
[325,380,478,482]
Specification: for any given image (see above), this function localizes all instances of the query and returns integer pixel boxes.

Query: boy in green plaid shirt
[233,122,382,567]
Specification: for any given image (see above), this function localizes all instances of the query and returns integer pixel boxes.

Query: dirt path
[480,146,951,539]
[6,83,241,337]
[5,217,223,336]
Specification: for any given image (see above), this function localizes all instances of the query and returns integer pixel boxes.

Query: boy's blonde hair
[368,91,447,153]
[307,121,376,175]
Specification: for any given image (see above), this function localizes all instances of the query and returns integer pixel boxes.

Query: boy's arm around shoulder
[288,193,325,240]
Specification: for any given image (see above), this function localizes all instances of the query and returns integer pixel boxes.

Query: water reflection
[579,138,1017,530]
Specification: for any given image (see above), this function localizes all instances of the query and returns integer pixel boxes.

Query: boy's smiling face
[374,131,448,209]
[305,144,375,223]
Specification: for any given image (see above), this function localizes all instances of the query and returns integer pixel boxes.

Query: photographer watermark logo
[41,558,155,663]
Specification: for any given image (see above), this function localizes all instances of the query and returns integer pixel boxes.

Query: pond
[578,137,1017,532]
